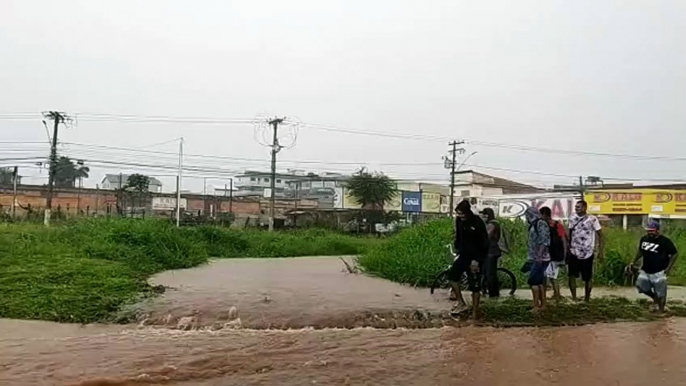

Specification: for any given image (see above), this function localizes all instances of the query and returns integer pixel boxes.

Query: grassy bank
[358,218,686,287]
[479,297,686,326]
[0,219,377,323]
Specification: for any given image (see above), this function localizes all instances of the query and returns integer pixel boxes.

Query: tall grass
[358,218,686,287]
[0,219,377,323]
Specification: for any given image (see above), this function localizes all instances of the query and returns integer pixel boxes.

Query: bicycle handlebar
[445,244,459,261]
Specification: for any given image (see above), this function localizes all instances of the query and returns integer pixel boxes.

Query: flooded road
[2,256,686,385]
[1,319,685,386]
[136,257,452,329]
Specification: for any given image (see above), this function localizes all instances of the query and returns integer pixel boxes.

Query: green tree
[125,174,150,194]
[345,168,397,231]
[0,167,16,185]
[345,168,398,209]
[54,157,89,188]
[124,174,151,208]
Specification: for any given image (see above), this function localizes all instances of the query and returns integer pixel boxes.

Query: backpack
[548,221,566,262]
[529,218,565,261]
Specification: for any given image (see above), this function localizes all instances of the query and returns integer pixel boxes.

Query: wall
[0,185,283,218]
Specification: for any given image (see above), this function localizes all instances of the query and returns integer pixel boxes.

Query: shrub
[358,218,686,288]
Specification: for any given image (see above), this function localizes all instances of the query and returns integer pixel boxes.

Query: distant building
[286,172,350,209]
[231,170,300,198]
[453,170,543,198]
[101,174,163,193]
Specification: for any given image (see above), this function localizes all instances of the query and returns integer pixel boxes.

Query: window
[264,178,270,182]
[460,190,470,197]
[250,177,256,182]
[276,179,282,183]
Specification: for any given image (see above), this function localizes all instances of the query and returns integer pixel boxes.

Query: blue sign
[402,191,422,213]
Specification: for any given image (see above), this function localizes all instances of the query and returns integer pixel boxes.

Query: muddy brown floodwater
[1,257,685,386]
[136,256,453,329]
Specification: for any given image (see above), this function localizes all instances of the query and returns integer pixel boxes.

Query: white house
[101,174,163,193]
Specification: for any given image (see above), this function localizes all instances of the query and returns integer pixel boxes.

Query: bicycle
[430,244,517,296]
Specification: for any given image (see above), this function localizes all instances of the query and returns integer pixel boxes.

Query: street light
[456,151,478,172]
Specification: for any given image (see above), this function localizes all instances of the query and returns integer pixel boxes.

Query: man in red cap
[630,220,678,312]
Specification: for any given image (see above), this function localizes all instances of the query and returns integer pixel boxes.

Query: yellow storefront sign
[585,189,686,216]
[421,192,442,213]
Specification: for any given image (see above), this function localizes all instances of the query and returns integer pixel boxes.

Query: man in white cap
[630,221,678,313]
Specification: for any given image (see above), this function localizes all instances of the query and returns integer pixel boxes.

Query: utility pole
[445,141,465,216]
[268,118,284,231]
[294,180,301,228]
[229,178,233,214]
[176,137,184,227]
[77,176,83,215]
[578,176,585,200]
[42,111,67,226]
[12,166,18,218]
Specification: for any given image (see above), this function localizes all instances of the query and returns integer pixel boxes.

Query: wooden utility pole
[268,118,284,231]
[42,111,67,226]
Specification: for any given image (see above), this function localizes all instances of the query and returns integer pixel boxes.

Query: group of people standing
[450,199,678,318]
[523,200,603,312]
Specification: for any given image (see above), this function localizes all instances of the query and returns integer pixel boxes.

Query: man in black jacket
[450,200,489,318]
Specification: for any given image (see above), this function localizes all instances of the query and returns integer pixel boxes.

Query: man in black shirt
[630,221,678,312]
[450,200,489,319]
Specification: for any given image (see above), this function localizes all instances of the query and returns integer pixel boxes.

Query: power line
[6,110,684,161]
[73,113,254,125]
[77,113,686,161]
[61,142,444,166]
[58,142,686,185]
[54,155,686,186]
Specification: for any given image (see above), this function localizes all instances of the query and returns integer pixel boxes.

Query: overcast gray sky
[1,0,685,193]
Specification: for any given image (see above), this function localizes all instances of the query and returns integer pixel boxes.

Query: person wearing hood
[479,207,503,298]
[449,200,489,318]
[525,206,551,312]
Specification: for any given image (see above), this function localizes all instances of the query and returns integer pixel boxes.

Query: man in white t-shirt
[568,200,604,302]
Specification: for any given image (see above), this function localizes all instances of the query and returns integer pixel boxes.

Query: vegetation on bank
[0,219,377,323]
[480,297,686,326]
[358,218,686,287]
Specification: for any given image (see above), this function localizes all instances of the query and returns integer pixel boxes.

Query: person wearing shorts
[630,221,677,313]
[540,206,568,300]
[568,200,604,302]
[525,206,551,312]
[450,200,488,319]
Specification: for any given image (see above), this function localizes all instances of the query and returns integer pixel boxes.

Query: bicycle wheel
[430,269,450,294]
[496,267,517,296]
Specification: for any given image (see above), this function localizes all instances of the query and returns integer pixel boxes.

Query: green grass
[358,218,686,288]
[480,297,686,327]
[189,226,377,258]
[0,219,377,323]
